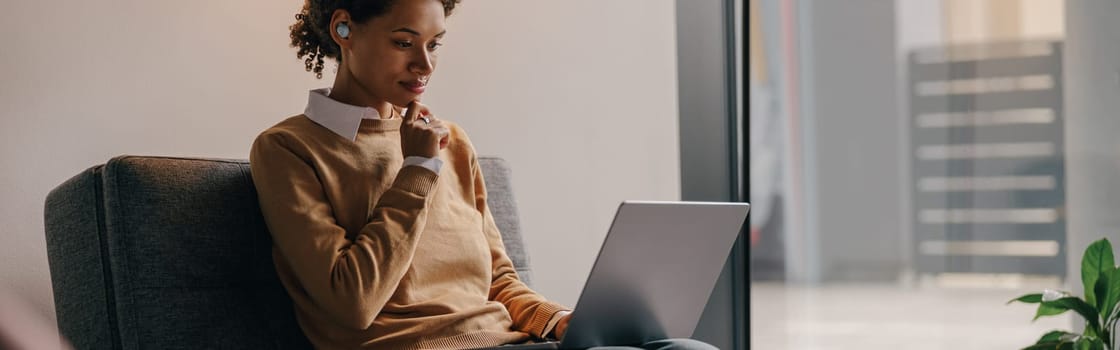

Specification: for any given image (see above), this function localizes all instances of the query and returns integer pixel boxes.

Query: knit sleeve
[471,155,570,338]
[249,130,438,331]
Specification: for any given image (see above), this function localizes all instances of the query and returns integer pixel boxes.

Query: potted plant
[1010,238,1120,350]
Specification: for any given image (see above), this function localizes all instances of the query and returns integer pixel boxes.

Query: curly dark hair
[290,0,461,79]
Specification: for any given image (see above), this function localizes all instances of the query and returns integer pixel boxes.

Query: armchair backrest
[44,155,531,349]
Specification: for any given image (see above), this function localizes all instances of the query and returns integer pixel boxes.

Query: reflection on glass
[748,0,1072,348]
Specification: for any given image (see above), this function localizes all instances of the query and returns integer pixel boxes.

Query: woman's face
[336,0,446,107]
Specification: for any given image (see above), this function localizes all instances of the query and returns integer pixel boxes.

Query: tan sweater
[249,115,567,350]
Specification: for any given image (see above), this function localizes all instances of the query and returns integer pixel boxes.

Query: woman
[250,1,715,349]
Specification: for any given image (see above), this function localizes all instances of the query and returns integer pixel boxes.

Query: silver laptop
[472,201,750,349]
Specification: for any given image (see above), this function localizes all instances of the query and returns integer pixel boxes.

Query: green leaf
[1035,302,1070,321]
[1082,239,1114,308]
[1012,293,1045,304]
[1023,338,1104,350]
[1075,335,1106,350]
[1025,341,1066,349]
[1091,338,1105,350]
[1095,271,1110,315]
[1102,268,1120,324]
[1037,330,1077,344]
[1042,297,1102,332]
[1023,341,1071,350]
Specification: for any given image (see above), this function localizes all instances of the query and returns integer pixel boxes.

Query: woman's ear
[329,9,353,49]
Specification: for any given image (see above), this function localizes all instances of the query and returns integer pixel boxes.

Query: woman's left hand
[553,313,572,339]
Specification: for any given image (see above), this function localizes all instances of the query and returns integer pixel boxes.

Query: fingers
[399,102,451,156]
[554,314,571,338]
[403,100,419,121]
[411,112,443,129]
[427,119,451,150]
[403,100,430,121]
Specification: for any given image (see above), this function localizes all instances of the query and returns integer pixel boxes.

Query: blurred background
[749,0,1120,348]
[0,0,682,348]
[7,0,1120,349]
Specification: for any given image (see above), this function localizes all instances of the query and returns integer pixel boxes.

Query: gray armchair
[44,155,535,349]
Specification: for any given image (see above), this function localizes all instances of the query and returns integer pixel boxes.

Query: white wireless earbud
[336,23,350,39]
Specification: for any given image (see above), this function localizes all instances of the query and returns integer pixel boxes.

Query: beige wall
[0,0,680,322]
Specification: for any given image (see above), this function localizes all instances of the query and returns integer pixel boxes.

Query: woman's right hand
[400,101,451,159]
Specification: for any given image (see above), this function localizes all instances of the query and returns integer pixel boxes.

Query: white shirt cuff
[542,310,572,339]
[402,156,443,174]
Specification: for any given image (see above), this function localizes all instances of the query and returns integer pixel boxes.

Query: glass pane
[748,0,1073,348]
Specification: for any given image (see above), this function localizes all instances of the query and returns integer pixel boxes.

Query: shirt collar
[304,88,388,141]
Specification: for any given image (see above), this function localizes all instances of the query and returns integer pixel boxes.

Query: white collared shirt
[303,88,443,174]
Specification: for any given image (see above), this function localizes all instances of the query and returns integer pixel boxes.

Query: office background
[0,1,683,346]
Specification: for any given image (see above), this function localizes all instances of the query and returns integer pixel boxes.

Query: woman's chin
[390,95,420,108]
